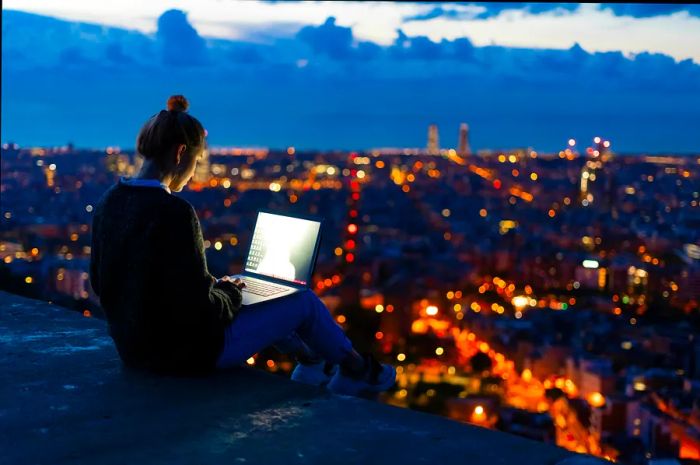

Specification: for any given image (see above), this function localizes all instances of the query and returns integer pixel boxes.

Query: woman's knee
[296,290,325,325]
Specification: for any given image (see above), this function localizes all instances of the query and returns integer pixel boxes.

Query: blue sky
[2,2,700,152]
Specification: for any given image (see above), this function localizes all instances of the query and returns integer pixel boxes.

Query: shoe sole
[327,365,397,396]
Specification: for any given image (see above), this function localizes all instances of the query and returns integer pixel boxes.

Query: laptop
[228,210,323,306]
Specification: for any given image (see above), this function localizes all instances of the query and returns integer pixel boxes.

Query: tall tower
[427,124,439,155]
[458,123,471,156]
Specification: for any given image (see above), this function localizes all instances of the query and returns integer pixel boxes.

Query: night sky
[2,2,699,152]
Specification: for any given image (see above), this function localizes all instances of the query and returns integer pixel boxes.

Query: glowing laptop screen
[244,212,321,286]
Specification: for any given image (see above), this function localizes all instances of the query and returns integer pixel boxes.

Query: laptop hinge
[242,271,307,290]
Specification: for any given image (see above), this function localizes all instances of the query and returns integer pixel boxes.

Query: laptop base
[228,274,302,306]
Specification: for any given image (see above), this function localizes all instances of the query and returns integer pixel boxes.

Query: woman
[89,95,396,396]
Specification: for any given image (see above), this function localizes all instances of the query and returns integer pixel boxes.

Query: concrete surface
[0,291,603,465]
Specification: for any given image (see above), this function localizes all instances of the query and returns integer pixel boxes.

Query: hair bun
[167,95,189,112]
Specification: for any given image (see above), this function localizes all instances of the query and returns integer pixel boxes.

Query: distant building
[427,124,439,155]
[458,123,471,156]
[193,147,211,183]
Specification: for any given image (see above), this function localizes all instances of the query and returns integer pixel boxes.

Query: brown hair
[136,95,205,167]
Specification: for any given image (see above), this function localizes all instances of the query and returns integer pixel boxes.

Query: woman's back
[90,179,239,375]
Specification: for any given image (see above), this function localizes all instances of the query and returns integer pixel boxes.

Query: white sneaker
[291,360,338,386]
[327,354,396,396]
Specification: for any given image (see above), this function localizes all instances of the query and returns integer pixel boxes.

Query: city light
[587,392,606,408]
[1,99,697,465]
[511,295,529,310]
[471,405,487,423]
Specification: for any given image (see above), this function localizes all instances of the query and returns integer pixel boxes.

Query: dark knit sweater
[89,180,242,376]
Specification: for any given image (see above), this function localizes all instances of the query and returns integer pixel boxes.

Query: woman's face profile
[169,146,204,192]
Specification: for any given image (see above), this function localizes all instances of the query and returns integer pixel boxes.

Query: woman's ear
[175,144,187,165]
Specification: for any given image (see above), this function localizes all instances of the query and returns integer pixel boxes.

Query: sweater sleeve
[163,201,242,328]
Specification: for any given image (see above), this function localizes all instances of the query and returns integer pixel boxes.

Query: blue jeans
[216,289,354,369]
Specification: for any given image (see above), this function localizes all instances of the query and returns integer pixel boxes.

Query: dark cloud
[59,46,92,66]
[452,38,475,61]
[297,17,354,59]
[404,3,700,21]
[599,4,700,18]
[473,3,580,19]
[3,9,700,153]
[390,32,444,60]
[227,45,264,64]
[296,16,381,61]
[105,43,133,64]
[404,3,581,22]
[357,41,382,60]
[386,31,476,63]
[156,9,208,66]
[404,6,471,21]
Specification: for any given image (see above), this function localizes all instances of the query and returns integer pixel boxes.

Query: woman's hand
[219,275,246,290]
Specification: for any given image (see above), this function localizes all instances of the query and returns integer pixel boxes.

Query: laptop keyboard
[240,278,290,297]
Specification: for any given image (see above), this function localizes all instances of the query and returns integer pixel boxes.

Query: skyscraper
[427,124,439,155]
[458,123,471,156]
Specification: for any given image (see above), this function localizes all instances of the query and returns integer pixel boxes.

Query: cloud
[403,3,700,21]
[2,10,700,152]
[297,16,354,59]
[404,6,472,21]
[2,10,158,68]
[296,16,381,61]
[599,4,700,18]
[156,9,208,66]
[59,46,92,66]
[227,44,264,64]
[105,43,134,64]
[385,32,475,63]
[472,3,580,19]
[404,3,581,22]
[390,31,444,60]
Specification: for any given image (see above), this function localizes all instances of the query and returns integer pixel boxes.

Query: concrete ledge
[0,291,601,465]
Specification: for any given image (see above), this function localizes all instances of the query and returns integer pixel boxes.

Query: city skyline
[2,141,699,462]
[3,4,700,462]
[2,4,700,153]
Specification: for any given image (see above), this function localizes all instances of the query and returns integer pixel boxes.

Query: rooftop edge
[0,291,604,465]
